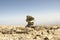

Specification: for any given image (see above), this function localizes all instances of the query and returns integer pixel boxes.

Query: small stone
[44,37,49,40]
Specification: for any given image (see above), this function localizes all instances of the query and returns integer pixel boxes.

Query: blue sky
[0,0,60,25]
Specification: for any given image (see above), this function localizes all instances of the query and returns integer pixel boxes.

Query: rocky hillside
[0,25,60,40]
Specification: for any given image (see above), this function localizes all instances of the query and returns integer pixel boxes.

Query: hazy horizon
[0,0,60,25]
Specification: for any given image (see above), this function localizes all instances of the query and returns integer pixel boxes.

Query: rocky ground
[0,25,60,40]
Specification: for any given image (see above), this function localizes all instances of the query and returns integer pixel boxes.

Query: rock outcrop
[0,25,60,40]
[26,15,34,27]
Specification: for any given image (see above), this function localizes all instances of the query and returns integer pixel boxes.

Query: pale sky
[0,0,60,25]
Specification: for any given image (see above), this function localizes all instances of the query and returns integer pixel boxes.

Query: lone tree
[26,15,34,27]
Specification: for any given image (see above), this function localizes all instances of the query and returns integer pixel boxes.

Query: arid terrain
[0,25,60,40]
